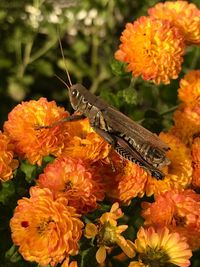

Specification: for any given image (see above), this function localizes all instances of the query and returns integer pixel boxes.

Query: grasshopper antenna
[58,35,73,88]
[54,74,70,90]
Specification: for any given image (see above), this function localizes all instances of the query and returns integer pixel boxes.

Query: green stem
[159,105,179,116]
[29,38,58,64]
[18,40,33,78]
[190,46,200,70]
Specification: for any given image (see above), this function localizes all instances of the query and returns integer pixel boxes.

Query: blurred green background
[1,0,199,133]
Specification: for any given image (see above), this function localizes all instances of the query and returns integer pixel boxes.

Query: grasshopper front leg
[35,114,85,130]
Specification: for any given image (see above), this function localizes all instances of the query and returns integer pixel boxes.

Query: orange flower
[101,153,147,203]
[171,106,200,145]
[133,226,192,267]
[61,118,110,162]
[0,131,18,181]
[85,203,135,264]
[148,1,200,45]
[142,189,200,250]
[10,187,83,267]
[61,258,78,267]
[115,16,185,84]
[191,137,200,188]
[145,132,192,196]
[178,70,200,108]
[4,98,70,165]
[37,156,105,214]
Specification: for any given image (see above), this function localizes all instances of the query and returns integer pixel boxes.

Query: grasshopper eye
[72,89,79,97]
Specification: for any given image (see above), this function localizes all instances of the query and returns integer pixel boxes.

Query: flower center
[141,247,170,267]
[97,222,117,247]
[37,217,54,234]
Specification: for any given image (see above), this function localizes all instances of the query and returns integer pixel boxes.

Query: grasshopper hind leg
[115,136,165,180]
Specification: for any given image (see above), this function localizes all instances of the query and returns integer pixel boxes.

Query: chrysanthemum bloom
[171,106,200,145]
[178,70,200,108]
[142,189,200,250]
[145,132,192,196]
[0,131,19,181]
[85,203,135,264]
[191,137,200,188]
[10,187,83,267]
[133,227,192,267]
[4,98,70,165]
[115,16,185,84]
[101,154,147,203]
[37,156,105,214]
[61,118,111,162]
[148,1,200,45]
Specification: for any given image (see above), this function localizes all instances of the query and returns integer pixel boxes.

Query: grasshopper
[62,81,170,180]
[43,40,170,180]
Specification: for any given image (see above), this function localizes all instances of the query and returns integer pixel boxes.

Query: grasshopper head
[69,84,89,110]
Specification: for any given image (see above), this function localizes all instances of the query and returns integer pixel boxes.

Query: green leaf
[110,59,126,77]
[32,59,54,77]
[5,245,21,263]
[80,248,98,267]
[73,40,89,57]
[0,181,15,205]
[20,161,38,183]
[117,87,138,105]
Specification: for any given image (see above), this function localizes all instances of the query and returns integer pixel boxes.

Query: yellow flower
[134,227,192,267]
[178,70,200,108]
[10,187,83,267]
[115,16,185,84]
[85,203,135,264]
[142,189,200,250]
[38,156,105,214]
[145,133,192,196]
[0,131,18,181]
[148,1,200,45]
[61,118,111,162]
[4,98,70,165]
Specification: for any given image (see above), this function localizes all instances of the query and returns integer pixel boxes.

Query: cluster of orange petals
[191,138,200,188]
[61,118,110,162]
[38,156,105,214]
[0,131,18,181]
[148,1,200,45]
[178,70,200,108]
[10,187,83,267]
[171,70,200,146]
[142,189,200,250]
[100,153,147,203]
[3,99,110,166]
[4,98,70,165]
[115,16,185,85]
[115,1,200,85]
[132,226,192,267]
